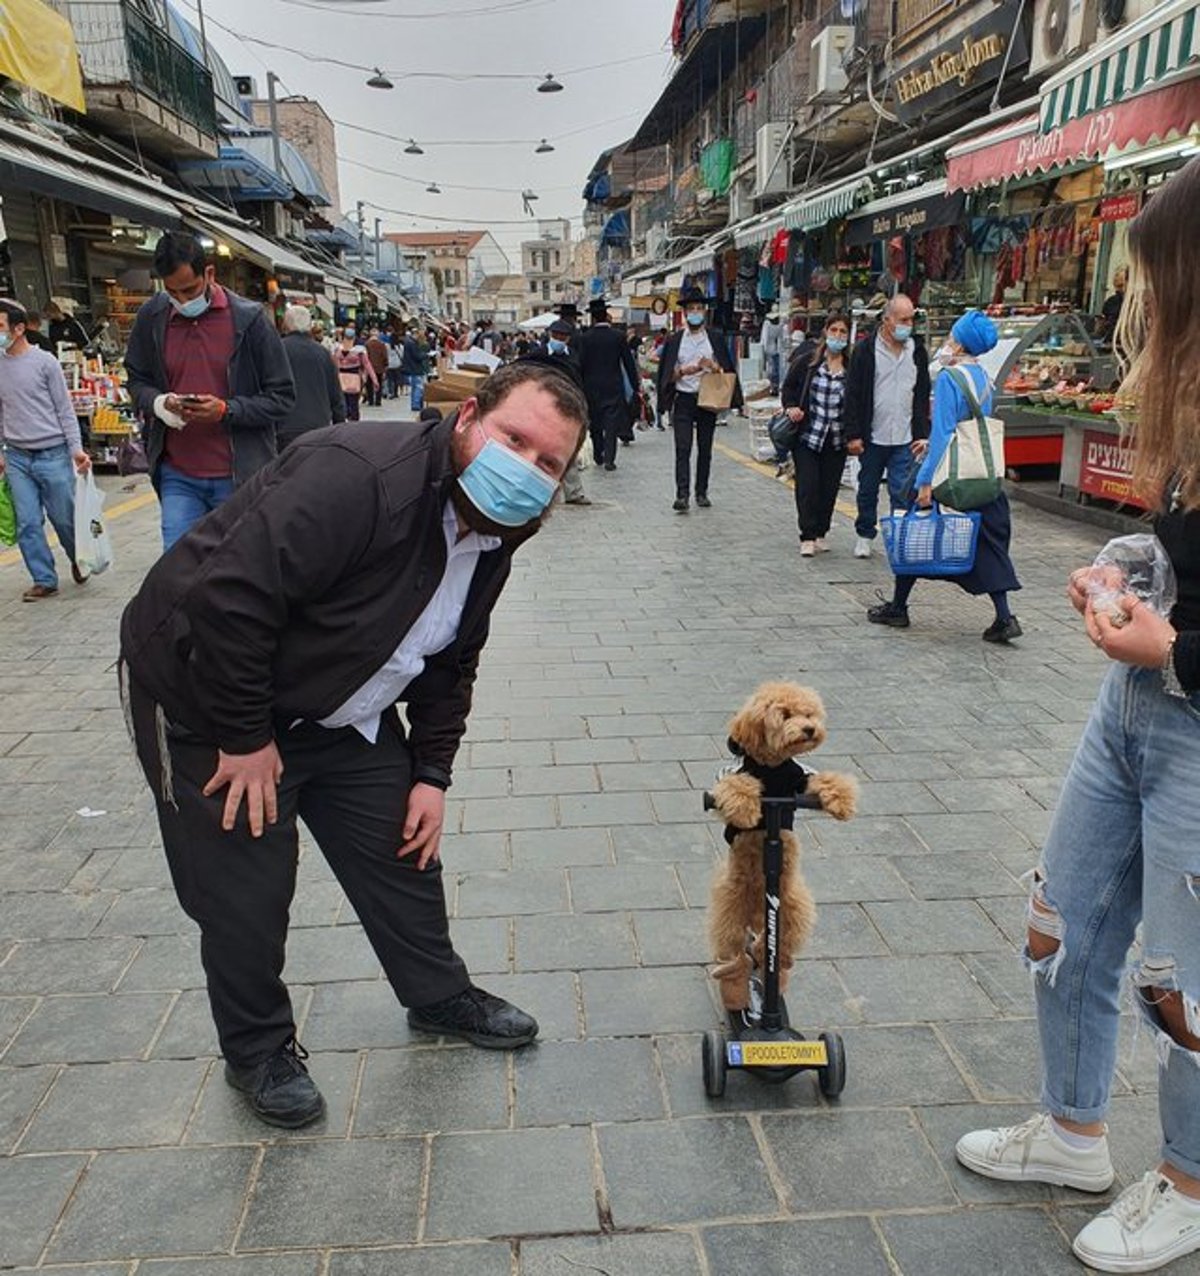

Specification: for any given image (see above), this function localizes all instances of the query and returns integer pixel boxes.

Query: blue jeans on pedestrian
[409,375,426,412]
[1028,663,1200,1178]
[765,351,782,392]
[5,443,76,587]
[854,441,915,539]
[159,461,234,551]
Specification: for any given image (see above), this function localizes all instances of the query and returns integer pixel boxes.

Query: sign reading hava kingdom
[893,2,1029,123]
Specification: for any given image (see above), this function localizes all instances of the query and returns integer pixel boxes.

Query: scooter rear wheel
[817,1031,846,1098]
[702,1029,727,1098]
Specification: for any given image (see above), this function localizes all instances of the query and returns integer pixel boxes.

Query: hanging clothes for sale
[757,265,777,302]
[770,227,790,265]
[736,248,758,312]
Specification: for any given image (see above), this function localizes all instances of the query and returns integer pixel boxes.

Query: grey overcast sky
[183,0,678,264]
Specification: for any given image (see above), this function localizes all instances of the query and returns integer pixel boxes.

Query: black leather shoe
[407,985,538,1049]
[867,594,911,628]
[983,616,1023,643]
[604,462,616,471]
[696,494,711,508]
[673,497,689,513]
[71,562,89,585]
[225,1038,325,1128]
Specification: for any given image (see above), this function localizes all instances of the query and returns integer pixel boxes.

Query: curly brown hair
[1116,156,1200,510]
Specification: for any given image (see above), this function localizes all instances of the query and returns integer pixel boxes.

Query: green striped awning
[1040,0,1200,131]
[781,177,872,232]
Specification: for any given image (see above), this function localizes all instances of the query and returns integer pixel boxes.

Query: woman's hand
[1086,595,1176,667]
[916,483,933,508]
[846,439,864,457]
[1068,564,1124,616]
[786,407,805,423]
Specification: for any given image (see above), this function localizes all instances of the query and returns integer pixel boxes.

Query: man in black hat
[536,319,590,505]
[656,287,741,512]
[576,298,638,471]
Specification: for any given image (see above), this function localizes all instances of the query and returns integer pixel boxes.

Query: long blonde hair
[1115,156,1200,510]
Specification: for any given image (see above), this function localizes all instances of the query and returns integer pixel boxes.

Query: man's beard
[448,423,553,542]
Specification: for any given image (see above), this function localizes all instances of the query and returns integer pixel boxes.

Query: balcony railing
[66,0,218,138]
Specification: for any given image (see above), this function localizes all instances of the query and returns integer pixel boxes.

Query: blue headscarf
[951,310,998,356]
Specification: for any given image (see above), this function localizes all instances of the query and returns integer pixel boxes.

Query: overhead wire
[276,0,554,17]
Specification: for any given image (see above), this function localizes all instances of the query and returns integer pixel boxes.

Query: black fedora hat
[679,285,708,306]
[555,301,580,323]
[587,296,610,318]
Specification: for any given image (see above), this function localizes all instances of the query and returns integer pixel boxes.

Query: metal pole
[194,0,210,69]
[374,217,382,271]
[356,200,366,273]
[266,71,284,181]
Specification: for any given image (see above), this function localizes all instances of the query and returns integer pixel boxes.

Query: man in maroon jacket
[120,359,586,1128]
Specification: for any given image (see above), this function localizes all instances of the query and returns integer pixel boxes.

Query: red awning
[947,78,1200,191]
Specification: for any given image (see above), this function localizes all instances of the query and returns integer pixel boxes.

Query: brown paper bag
[697,370,737,412]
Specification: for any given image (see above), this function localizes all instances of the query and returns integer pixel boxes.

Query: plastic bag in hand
[1086,533,1176,625]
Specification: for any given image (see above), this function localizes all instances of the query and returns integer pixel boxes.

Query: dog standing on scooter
[706,682,858,1011]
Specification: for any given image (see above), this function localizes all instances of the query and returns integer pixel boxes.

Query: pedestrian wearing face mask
[656,287,742,512]
[535,322,590,505]
[843,295,931,558]
[125,233,295,550]
[781,314,851,556]
[118,360,588,1132]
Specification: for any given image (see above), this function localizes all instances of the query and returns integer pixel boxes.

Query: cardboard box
[437,367,490,396]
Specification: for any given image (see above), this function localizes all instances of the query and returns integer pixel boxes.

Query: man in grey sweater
[0,298,92,601]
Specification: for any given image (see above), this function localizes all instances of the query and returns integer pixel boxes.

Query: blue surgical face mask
[457,428,560,528]
[344,329,356,342]
[826,336,848,353]
[548,338,568,355]
[171,289,210,319]
[0,331,10,352]
[892,324,912,343]
[685,310,706,327]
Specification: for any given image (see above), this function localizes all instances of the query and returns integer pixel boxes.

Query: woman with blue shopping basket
[866,309,1022,644]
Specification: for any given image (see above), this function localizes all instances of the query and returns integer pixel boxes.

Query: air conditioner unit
[729,177,753,223]
[754,122,790,196]
[1031,0,1098,75]
[233,75,257,98]
[809,26,854,102]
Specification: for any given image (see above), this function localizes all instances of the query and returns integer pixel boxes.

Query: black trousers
[126,674,467,1068]
[792,441,847,540]
[672,392,717,499]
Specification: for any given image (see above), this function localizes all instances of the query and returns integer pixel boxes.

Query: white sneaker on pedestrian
[1073,1171,1200,1273]
[853,537,872,559]
[815,538,829,553]
[800,540,816,557]
[955,1113,1115,1192]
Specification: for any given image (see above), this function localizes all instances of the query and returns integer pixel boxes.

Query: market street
[0,412,1189,1276]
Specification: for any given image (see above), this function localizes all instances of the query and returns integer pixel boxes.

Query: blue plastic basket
[880,502,981,577]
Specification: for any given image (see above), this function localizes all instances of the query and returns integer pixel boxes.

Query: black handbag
[768,410,800,450]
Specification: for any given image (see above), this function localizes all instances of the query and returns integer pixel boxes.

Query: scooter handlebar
[702,789,825,812]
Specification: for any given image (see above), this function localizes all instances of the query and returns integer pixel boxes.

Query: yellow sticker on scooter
[731,1041,828,1067]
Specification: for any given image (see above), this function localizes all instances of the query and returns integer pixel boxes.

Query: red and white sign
[1098,193,1141,222]
[1078,428,1149,509]
[947,80,1200,191]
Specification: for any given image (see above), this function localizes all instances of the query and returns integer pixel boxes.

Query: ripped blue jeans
[1028,663,1200,1178]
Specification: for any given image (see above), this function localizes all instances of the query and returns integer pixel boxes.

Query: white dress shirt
[870,334,918,446]
[318,501,500,742]
[677,328,714,394]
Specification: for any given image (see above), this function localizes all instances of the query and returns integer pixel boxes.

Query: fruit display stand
[1056,410,1148,514]
[66,361,140,469]
[932,310,1116,477]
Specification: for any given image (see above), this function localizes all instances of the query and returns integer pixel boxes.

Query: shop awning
[949,76,1200,190]
[674,231,730,277]
[1040,0,1200,130]
[843,179,967,247]
[734,211,785,249]
[781,176,874,232]
[0,133,181,228]
[187,214,323,282]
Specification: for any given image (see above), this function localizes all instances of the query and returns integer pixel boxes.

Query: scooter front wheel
[817,1031,846,1098]
[702,1029,727,1098]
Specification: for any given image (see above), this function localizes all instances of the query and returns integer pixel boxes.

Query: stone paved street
[1,408,1195,1275]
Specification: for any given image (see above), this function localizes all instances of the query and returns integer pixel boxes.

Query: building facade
[385,231,511,323]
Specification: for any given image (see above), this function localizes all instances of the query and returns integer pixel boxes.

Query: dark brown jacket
[119,416,532,787]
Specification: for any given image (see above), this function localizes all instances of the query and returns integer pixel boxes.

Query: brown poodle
[706,682,857,1011]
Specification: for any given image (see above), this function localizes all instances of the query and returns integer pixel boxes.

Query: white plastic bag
[74,471,113,575]
[1085,533,1175,625]
[574,435,594,472]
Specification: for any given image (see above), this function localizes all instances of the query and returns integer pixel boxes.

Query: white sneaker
[800,541,816,557]
[1073,1172,1200,1273]
[815,538,828,553]
[853,536,872,559]
[955,1113,1115,1191]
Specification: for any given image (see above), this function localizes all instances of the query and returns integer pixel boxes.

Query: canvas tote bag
[931,366,1005,511]
[697,370,738,412]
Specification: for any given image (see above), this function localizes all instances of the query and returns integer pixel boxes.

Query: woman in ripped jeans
[956,156,1200,1274]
